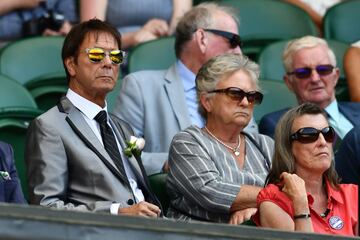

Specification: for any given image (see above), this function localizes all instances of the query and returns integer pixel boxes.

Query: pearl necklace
[204,126,241,156]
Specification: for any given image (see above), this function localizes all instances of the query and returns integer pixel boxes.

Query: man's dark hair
[61,19,122,82]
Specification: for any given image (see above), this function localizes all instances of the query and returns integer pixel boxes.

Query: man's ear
[195,29,208,54]
[284,75,294,92]
[64,57,76,77]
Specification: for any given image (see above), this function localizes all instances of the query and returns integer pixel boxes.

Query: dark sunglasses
[208,87,263,105]
[290,126,335,144]
[85,48,126,65]
[287,64,335,79]
[203,29,243,49]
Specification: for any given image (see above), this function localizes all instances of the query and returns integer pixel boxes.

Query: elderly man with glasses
[26,19,162,217]
[113,3,258,175]
[259,36,360,146]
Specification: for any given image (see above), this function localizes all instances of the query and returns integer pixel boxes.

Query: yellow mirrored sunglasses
[85,48,126,65]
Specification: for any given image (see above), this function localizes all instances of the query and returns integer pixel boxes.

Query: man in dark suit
[26,19,161,217]
[0,141,26,203]
[335,125,360,186]
[259,36,360,139]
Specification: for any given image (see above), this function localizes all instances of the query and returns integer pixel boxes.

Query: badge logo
[328,216,344,230]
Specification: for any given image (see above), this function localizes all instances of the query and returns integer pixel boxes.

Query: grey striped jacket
[166,125,274,222]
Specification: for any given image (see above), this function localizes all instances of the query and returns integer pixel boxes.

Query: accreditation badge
[328,216,344,230]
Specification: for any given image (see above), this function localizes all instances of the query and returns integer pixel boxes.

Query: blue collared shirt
[324,100,353,139]
[177,60,205,128]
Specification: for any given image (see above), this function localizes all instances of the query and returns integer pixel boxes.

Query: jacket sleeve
[113,74,167,175]
[25,118,114,212]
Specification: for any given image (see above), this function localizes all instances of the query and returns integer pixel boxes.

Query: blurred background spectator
[344,40,360,102]
[0,0,77,44]
[80,0,192,49]
[284,0,341,34]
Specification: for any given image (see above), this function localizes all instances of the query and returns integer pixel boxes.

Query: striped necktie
[94,110,128,179]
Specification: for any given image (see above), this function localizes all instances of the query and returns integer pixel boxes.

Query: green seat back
[254,80,297,123]
[0,36,67,110]
[128,37,176,73]
[323,0,360,43]
[0,74,38,109]
[148,173,169,214]
[0,36,66,85]
[30,85,67,111]
[106,74,122,113]
[258,39,350,101]
[217,0,318,59]
[0,74,43,200]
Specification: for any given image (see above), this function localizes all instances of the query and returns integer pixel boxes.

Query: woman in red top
[253,103,358,236]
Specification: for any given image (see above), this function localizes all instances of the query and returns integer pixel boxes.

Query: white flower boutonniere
[124,136,145,158]
[0,171,11,181]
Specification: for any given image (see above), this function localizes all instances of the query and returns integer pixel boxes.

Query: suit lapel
[164,64,192,130]
[59,97,129,184]
[110,119,143,177]
[338,102,360,126]
[110,117,162,209]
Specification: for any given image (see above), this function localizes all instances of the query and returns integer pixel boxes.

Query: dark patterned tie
[94,110,128,179]
[325,111,342,152]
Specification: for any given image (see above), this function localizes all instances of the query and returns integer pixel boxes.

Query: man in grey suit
[26,19,161,217]
[113,3,257,175]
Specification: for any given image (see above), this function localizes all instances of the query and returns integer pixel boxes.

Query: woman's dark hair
[265,102,340,189]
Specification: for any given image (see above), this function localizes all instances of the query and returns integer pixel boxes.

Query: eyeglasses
[85,48,126,65]
[290,126,335,144]
[208,87,263,105]
[287,64,335,79]
[203,29,243,49]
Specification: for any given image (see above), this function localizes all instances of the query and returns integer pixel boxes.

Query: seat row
[193,0,359,58]
[0,33,349,200]
[0,0,356,111]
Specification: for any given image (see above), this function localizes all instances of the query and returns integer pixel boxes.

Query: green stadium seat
[254,79,297,123]
[0,36,67,111]
[0,119,32,201]
[128,37,176,73]
[0,74,43,200]
[106,75,122,113]
[148,173,169,214]
[323,0,360,44]
[217,0,318,60]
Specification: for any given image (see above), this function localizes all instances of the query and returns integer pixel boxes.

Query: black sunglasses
[203,29,243,49]
[290,126,335,144]
[208,87,263,105]
[287,64,334,79]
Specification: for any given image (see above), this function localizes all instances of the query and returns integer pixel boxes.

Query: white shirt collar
[66,89,108,120]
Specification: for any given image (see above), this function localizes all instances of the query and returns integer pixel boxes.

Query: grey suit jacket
[26,97,160,213]
[113,63,258,175]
